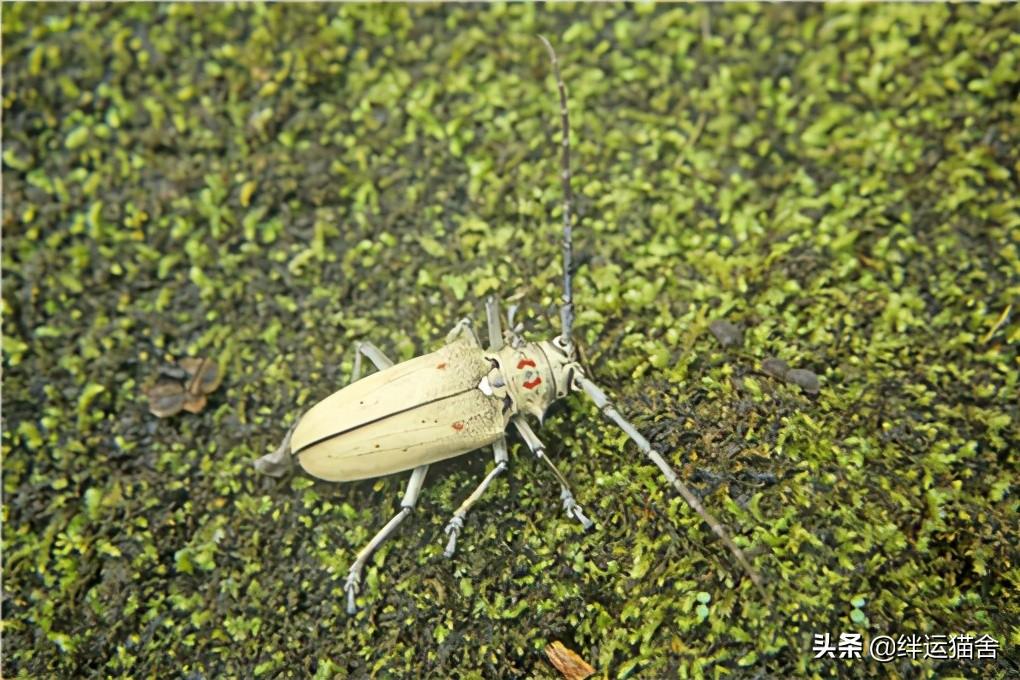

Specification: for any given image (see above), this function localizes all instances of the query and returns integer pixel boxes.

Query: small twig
[981,303,1011,344]
[683,113,707,151]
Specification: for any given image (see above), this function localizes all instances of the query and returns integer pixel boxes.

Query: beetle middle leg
[513,416,593,529]
[443,436,509,557]
[253,340,396,477]
[441,297,513,557]
[344,464,429,614]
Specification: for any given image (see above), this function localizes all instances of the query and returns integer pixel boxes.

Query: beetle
[254,36,763,614]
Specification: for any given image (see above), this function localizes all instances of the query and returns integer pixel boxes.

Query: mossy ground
[3,4,1018,678]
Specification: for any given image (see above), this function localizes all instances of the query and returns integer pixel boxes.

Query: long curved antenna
[538,35,575,352]
[574,373,766,594]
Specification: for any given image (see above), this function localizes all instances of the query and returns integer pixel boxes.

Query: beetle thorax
[482,341,577,421]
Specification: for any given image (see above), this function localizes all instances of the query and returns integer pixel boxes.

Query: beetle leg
[345,464,429,614]
[253,421,298,477]
[351,340,395,378]
[445,318,481,347]
[443,435,510,557]
[512,416,593,529]
[573,373,765,591]
[254,342,395,477]
[485,296,504,351]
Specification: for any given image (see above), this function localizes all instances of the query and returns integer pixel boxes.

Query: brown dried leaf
[181,393,208,414]
[146,356,222,418]
[157,364,190,381]
[545,641,595,680]
[145,381,186,418]
[179,357,222,395]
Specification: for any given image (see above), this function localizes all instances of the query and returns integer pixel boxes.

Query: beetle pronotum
[255,36,763,614]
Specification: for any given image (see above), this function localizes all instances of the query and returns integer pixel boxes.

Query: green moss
[3,3,1018,678]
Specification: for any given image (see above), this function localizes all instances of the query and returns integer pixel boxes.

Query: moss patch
[3,4,1018,678]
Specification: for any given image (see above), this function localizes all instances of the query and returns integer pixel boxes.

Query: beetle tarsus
[344,571,360,615]
[512,417,595,529]
[443,515,465,558]
[253,421,297,477]
[561,487,594,530]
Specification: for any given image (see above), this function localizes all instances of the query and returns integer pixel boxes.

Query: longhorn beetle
[254,36,763,614]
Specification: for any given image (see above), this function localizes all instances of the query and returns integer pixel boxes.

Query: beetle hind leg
[345,464,429,614]
[253,421,298,477]
[443,436,510,557]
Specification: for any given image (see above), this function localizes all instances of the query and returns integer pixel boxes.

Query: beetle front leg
[443,436,509,558]
[345,464,429,614]
[512,416,594,530]
[574,374,764,591]
[254,341,395,477]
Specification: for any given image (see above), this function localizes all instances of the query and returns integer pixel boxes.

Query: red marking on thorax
[517,358,536,369]
[452,421,464,431]
[436,362,447,370]
[523,377,542,390]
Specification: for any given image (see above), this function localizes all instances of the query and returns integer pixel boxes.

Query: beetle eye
[502,395,514,414]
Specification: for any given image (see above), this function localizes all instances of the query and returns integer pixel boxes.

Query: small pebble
[709,319,743,347]
[786,368,820,394]
[761,357,789,379]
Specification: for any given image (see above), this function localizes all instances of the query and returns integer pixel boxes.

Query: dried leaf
[145,357,222,418]
[145,381,186,418]
[545,641,595,680]
[181,393,208,414]
[179,357,222,395]
[157,364,190,381]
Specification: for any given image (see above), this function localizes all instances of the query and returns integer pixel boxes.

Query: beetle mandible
[254,36,763,614]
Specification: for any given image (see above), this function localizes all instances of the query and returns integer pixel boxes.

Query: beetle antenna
[538,35,575,353]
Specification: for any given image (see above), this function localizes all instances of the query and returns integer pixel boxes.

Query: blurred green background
[2,3,1017,678]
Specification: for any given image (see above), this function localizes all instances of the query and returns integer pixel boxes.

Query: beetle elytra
[254,37,763,614]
